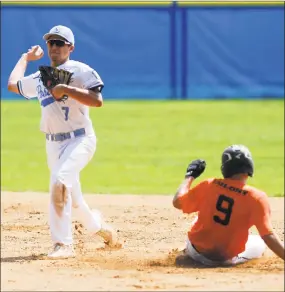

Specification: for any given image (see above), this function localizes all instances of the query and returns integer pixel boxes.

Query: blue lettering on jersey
[37,85,50,99]
[36,85,55,107]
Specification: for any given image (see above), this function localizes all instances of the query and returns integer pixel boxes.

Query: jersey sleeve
[17,72,40,99]
[251,194,273,237]
[179,180,208,214]
[79,67,104,92]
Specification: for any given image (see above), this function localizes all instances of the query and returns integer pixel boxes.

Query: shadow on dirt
[1,254,46,263]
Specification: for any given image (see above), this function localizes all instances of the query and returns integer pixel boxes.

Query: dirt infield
[1,192,284,291]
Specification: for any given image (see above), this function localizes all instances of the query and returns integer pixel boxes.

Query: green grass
[1,99,284,196]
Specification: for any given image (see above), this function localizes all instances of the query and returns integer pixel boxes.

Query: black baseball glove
[39,65,73,102]
[185,159,206,179]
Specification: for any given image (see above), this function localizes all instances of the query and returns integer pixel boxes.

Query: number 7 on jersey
[61,106,69,121]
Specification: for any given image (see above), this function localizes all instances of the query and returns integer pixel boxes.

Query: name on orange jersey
[214,180,248,196]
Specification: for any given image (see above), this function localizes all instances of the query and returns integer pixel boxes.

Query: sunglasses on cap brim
[46,39,71,47]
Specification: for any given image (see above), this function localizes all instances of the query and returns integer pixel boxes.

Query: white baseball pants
[185,234,266,266]
[46,134,102,245]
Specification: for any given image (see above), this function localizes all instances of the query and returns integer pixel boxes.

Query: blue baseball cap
[43,25,75,45]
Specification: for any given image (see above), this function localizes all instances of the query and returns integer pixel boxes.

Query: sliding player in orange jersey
[173,144,284,266]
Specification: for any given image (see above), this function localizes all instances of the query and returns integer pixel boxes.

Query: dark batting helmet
[221,145,254,178]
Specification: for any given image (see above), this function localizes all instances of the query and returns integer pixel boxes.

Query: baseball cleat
[47,243,76,259]
[97,220,122,249]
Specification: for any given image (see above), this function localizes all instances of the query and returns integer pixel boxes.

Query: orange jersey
[178,178,273,261]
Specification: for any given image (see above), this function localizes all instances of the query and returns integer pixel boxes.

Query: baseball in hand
[26,45,44,61]
[35,46,43,56]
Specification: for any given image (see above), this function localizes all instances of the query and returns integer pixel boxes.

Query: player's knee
[244,235,266,259]
[51,180,68,216]
[255,236,266,256]
[51,171,65,185]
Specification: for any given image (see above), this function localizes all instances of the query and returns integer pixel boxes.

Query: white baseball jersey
[17,60,104,135]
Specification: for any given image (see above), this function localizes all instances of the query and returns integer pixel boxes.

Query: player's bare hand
[50,84,68,100]
[25,45,44,61]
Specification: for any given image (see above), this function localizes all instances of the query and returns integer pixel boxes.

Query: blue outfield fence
[1,2,284,100]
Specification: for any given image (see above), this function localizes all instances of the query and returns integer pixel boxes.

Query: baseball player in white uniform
[7,25,121,258]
